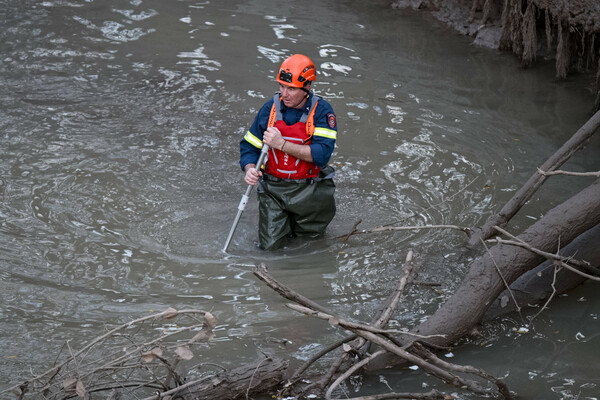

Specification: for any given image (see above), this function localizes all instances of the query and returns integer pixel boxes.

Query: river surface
[1,0,599,398]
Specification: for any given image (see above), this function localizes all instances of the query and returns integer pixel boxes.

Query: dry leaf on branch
[204,312,217,329]
[141,347,163,363]
[76,380,86,397]
[162,307,179,319]
[175,345,194,360]
[63,378,77,391]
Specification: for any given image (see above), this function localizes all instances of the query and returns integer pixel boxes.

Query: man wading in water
[239,54,338,250]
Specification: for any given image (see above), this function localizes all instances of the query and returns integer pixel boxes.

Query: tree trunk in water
[468,110,600,246]
[416,179,600,347]
[177,358,287,400]
[483,224,600,321]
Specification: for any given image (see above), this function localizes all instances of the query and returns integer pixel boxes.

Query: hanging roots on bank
[470,0,600,110]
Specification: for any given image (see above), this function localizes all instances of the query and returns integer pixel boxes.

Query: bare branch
[325,350,385,400]
[340,224,472,241]
[285,303,445,340]
[531,262,561,321]
[480,237,525,322]
[537,167,600,177]
[490,225,599,278]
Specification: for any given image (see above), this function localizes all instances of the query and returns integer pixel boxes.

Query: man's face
[279,83,309,109]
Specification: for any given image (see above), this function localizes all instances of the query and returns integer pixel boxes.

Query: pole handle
[222,144,270,252]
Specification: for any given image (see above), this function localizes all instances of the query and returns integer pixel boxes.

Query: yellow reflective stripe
[243,131,263,148]
[313,127,337,140]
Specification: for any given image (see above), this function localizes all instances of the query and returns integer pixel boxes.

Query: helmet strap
[301,82,311,95]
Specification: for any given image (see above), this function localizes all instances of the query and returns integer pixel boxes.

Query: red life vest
[264,94,320,180]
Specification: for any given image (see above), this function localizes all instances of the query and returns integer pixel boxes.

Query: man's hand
[244,164,261,186]
[262,127,286,150]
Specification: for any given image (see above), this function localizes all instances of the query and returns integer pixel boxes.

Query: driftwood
[253,262,512,400]
[468,109,600,246]
[2,308,288,400]
[175,357,287,400]
[484,224,600,321]
[408,179,600,346]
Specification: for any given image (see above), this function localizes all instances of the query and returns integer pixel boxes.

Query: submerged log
[413,179,600,347]
[484,224,600,320]
[469,109,600,246]
[369,179,600,370]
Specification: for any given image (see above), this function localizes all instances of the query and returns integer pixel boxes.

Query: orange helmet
[276,54,316,88]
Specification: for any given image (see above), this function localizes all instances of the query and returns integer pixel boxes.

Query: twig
[325,389,445,400]
[414,343,512,399]
[286,303,446,340]
[531,262,561,321]
[554,260,600,281]
[490,225,598,277]
[253,263,331,314]
[371,250,414,328]
[341,219,362,242]
[289,335,358,381]
[537,167,600,177]
[480,238,525,323]
[246,357,268,400]
[325,350,386,399]
[342,224,472,242]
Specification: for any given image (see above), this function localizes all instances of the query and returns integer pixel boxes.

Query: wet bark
[468,109,600,245]
[368,179,600,370]
[413,179,600,346]
[484,224,600,320]
[177,358,287,400]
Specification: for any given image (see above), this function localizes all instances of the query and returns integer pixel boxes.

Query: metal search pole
[223,144,269,252]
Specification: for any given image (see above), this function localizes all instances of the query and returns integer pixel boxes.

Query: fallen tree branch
[285,303,510,398]
[480,237,524,322]
[3,308,213,399]
[325,350,386,400]
[469,110,600,246]
[325,351,446,400]
[286,304,445,340]
[340,224,472,241]
[253,263,331,314]
[139,357,288,400]
[413,343,512,399]
[537,167,600,177]
[350,331,494,397]
[318,250,419,390]
[489,225,598,277]
[289,335,359,382]
[326,389,445,400]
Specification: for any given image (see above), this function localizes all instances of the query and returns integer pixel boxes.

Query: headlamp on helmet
[276,54,316,88]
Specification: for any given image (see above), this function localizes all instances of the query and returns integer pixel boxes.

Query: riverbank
[392,0,600,110]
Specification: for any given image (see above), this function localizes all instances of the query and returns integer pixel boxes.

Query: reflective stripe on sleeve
[313,127,337,140]
[244,131,263,148]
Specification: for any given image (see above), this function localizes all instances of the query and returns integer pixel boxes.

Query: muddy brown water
[1,0,599,398]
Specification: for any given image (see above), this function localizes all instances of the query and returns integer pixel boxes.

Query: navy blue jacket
[239,92,337,171]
